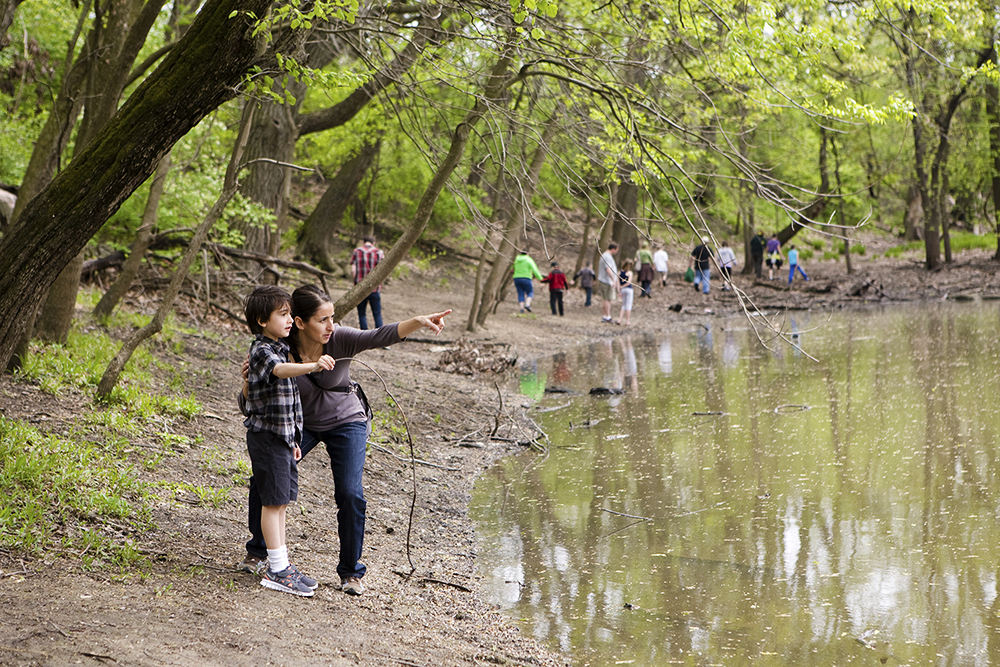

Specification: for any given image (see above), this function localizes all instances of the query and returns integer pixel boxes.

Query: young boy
[243,285,335,597]
[787,244,810,285]
[541,261,568,316]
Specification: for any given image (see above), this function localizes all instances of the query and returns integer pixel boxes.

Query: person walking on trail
[688,237,713,295]
[598,242,620,323]
[787,244,810,285]
[718,240,737,291]
[766,233,783,281]
[636,242,655,298]
[750,230,766,279]
[240,284,451,597]
[574,261,596,307]
[512,249,544,313]
[350,236,385,330]
[616,260,635,326]
[653,244,669,287]
[541,261,568,316]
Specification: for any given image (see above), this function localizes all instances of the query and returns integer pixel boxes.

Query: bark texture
[0,0,25,51]
[93,153,173,318]
[298,138,382,271]
[0,0,271,370]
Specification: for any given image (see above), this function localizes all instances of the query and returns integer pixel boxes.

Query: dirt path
[2,248,999,667]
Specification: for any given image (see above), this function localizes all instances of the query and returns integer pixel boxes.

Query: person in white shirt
[653,245,669,287]
[717,240,737,291]
[597,242,620,323]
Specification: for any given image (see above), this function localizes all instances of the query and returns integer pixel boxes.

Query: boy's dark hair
[363,235,375,244]
[244,285,292,335]
[608,242,619,250]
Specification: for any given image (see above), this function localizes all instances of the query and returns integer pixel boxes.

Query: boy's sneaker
[261,567,314,597]
[337,576,364,596]
[289,564,318,590]
[238,555,267,575]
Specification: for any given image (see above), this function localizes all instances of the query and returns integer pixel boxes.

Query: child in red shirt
[542,261,568,316]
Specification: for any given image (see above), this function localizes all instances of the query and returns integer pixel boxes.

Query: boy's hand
[241,355,250,382]
[292,445,302,461]
[312,355,336,372]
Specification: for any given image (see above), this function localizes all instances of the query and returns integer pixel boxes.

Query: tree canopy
[0,0,999,367]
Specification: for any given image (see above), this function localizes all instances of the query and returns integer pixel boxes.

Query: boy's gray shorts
[246,429,298,506]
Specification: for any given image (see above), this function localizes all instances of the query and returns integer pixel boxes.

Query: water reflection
[472,304,1000,666]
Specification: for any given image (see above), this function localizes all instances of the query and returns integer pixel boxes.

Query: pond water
[470,303,1000,666]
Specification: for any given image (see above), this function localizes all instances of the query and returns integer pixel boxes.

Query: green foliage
[834,241,866,256]
[0,418,153,566]
[947,230,997,252]
[154,481,231,508]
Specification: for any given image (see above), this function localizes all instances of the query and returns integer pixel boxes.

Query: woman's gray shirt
[295,324,401,432]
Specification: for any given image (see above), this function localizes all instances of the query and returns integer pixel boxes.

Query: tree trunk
[738,129,755,274]
[611,165,639,260]
[830,133,853,275]
[35,0,170,343]
[333,38,516,321]
[97,105,253,397]
[94,152,173,318]
[464,229,495,334]
[573,196,592,278]
[989,50,1000,260]
[940,167,952,264]
[466,169,508,333]
[592,183,617,269]
[298,138,382,271]
[904,184,924,241]
[473,113,558,329]
[776,127,830,246]
[0,0,273,372]
[8,0,92,225]
[233,90,303,256]
[474,195,518,328]
[0,0,25,52]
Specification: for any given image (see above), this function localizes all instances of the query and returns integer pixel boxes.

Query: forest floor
[2,240,1000,667]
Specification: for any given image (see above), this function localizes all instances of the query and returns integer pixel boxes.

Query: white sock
[267,546,289,573]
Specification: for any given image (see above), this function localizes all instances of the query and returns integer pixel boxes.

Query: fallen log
[82,251,127,279]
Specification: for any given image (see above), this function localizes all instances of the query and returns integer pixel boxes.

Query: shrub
[0,418,153,567]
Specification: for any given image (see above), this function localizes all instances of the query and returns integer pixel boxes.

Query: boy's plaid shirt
[243,335,302,447]
[351,245,384,293]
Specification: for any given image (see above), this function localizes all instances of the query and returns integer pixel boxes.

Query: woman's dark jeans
[246,420,368,579]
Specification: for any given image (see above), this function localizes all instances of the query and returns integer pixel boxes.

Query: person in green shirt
[512,249,544,313]
[636,241,655,298]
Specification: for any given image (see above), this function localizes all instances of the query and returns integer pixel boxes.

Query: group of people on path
[511,241,670,327]
[690,231,810,295]
[512,229,813,329]
[748,230,810,284]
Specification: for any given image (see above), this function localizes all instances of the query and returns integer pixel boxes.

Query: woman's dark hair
[288,284,333,351]
[244,285,291,335]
